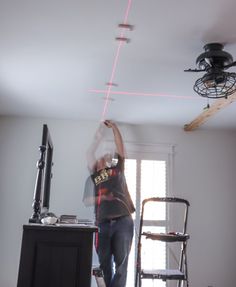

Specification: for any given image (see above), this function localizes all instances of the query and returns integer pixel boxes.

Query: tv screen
[29,124,54,223]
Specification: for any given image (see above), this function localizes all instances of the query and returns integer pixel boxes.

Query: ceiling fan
[184,43,236,131]
[184,43,236,99]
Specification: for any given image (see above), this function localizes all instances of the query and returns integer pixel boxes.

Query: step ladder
[135,197,190,287]
[93,267,106,287]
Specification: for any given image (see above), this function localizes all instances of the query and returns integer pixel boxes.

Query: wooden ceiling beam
[184,92,236,131]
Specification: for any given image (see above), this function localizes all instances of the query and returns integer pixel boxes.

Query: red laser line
[101,0,133,121]
[123,0,132,25]
[101,41,123,121]
[91,89,199,100]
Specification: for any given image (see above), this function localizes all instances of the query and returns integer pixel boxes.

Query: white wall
[0,116,236,287]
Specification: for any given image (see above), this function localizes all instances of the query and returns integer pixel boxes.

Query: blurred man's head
[96,153,113,171]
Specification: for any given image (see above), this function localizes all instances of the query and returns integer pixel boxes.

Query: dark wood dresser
[17,224,97,287]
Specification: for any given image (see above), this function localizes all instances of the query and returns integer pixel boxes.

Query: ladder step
[141,269,186,280]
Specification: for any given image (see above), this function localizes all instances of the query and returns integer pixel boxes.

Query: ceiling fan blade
[184,68,205,72]
[184,91,236,131]
[223,61,236,70]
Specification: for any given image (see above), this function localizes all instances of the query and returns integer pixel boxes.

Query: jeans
[97,215,134,287]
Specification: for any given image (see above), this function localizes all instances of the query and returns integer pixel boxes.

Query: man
[83,120,135,287]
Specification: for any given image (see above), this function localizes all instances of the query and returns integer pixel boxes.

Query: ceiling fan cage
[193,71,236,99]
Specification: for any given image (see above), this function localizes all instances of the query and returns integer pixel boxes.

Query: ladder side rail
[135,199,146,287]
[139,200,146,287]
[177,203,189,287]
[179,204,189,276]
[177,242,189,287]
[184,243,189,287]
[183,204,189,235]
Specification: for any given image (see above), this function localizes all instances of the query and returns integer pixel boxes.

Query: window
[124,142,174,287]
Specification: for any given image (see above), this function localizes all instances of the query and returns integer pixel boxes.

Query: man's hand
[104,120,124,157]
[104,120,115,129]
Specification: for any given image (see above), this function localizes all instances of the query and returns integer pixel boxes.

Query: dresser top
[23,223,98,232]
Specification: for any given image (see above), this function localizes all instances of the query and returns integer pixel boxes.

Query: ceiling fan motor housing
[196,43,233,70]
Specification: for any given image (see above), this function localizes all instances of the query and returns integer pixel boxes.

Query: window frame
[123,141,175,286]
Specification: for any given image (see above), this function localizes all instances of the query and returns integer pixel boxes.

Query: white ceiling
[1,0,236,130]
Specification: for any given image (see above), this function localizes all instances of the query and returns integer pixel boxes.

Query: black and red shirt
[88,154,135,223]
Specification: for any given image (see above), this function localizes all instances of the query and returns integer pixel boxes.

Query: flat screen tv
[29,124,54,223]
